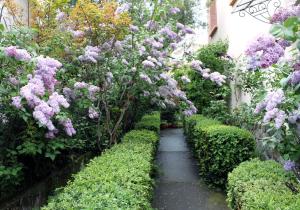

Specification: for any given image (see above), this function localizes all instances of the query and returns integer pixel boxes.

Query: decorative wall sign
[232,0,282,23]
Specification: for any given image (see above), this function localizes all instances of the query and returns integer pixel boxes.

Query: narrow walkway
[152,129,229,210]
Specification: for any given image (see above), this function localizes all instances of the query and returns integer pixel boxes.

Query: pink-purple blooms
[4,46,31,62]
[246,35,285,69]
[78,46,100,63]
[283,160,296,171]
[271,5,300,24]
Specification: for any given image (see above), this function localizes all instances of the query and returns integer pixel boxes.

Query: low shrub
[42,129,158,210]
[184,115,255,188]
[135,111,161,133]
[227,159,300,210]
[195,125,255,187]
[183,114,220,142]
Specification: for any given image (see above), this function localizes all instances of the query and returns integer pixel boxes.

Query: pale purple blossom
[60,118,76,136]
[47,92,70,114]
[283,160,295,171]
[246,35,284,69]
[145,20,158,31]
[11,96,22,109]
[88,107,99,119]
[78,46,100,63]
[4,46,31,62]
[176,22,185,30]
[140,73,152,84]
[181,75,191,84]
[115,3,131,14]
[106,72,113,84]
[169,7,181,15]
[130,25,139,32]
[56,11,66,21]
[271,5,300,23]
[160,27,178,40]
[71,30,85,39]
[9,77,20,85]
[74,82,88,89]
[142,60,156,68]
[209,72,226,86]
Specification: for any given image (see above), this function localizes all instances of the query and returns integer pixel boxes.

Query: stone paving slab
[152,128,229,210]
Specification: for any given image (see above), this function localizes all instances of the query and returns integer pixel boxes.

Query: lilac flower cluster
[190,60,227,86]
[271,5,300,23]
[145,20,159,31]
[169,7,180,15]
[283,160,296,171]
[254,89,286,129]
[115,3,131,15]
[73,82,100,101]
[79,46,100,63]
[245,35,285,69]
[60,118,76,136]
[88,107,99,119]
[11,55,75,138]
[140,73,152,84]
[4,46,31,62]
[181,75,191,84]
[158,73,197,116]
[160,26,178,40]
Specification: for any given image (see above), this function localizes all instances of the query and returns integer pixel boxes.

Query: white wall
[0,0,29,28]
[210,0,295,108]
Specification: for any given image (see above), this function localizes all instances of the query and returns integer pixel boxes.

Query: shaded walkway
[152,129,229,210]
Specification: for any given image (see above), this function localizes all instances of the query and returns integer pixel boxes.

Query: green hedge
[135,111,161,133]
[227,159,300,210]
[43,129,159,210]
[183,115,255,187]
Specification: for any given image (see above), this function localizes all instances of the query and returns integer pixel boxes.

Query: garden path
[152,128,229,210]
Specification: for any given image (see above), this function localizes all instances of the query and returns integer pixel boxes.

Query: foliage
[135,111,161,134]
[42,129,158,210]
[202,99,230,123]
[173,41,232,113]
[227,158,300,210]
[184,115,255,187]
[240,6,300,164]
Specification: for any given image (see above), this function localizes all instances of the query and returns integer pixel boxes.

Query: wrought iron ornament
[232,0,282,23]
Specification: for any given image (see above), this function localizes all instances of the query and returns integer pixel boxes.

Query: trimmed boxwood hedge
[43,130,158,210]
[135,111,161,133]
[227,159,300,210]
[183,115,255,188]
[43,112,161,209]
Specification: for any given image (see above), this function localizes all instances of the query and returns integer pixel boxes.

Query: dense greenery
[227,159,300,210]
[184,115,255,187]
[43,128,159,209]
[174,41,231,114]
[135,111,161,133]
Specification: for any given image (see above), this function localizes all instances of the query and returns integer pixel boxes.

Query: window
[209,0,218,38]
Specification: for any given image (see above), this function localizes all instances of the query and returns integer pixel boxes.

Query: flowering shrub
[243,4,300,167]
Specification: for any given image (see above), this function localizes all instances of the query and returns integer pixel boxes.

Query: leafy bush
[135,111,161,133]
[184,115,255,187]
[173,41,232,113]
[227,159,300,210]
[42,130,158,210]
[183,114,220,141]
[202,99,231,123]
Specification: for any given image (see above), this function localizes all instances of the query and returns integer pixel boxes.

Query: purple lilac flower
[288,110,300,124]
[181,75,191,84]
[74,82,88,89]
[35,56,62,92]
[63,87,75,101]
[33,101,55,131]
[265,89,285,111]
[45,130,58,139]
[294,62,300,71]
[190,60,203,71]
[88,107,99,119]
[183,27,195,34]
[283,160,295,171]
[274,110,286,129]
[142,60,156,68]
[114,41,123,53]
[106,72,113,84]
[160,27,178,40]
[9,77,20,85]
[115,3,131,14]
[4,46,31,62]
[11,96,22,109]
[290,70,300,84]
[88,85,100,101]
[71,30,85,39]
[130,25,139,32]
[140,73,152,84]
[60,118,76,136]
[176,22,185,30]
[47,92,70,114]
[78,46,100,63]
[169,7,181,15]
[145,20,158,31]
[209,72,226,86]
[246,35,285,69]
[271,5,300,23]
[56,11,66,21]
